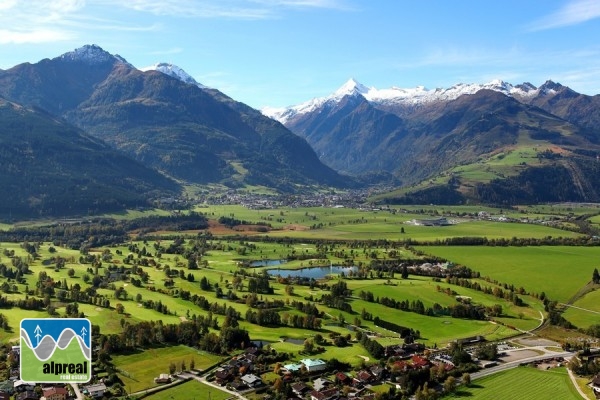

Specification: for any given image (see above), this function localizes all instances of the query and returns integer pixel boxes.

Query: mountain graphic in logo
[20,318,91,383]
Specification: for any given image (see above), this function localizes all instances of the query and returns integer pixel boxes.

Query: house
[241,374,263,388]
[0,391,9,400]
[16,391,38,400]
[228,381,247,391]
[355,370,372,384]
[14,380,35,392]
[41,386,68,400]
[291,382,310,397]
[313,378,333,392]
[300,359,327,373]
[0,381,13,395]
[310,388,339,400]
[335,372,351,385]
[154,374,171,384]
[83,383,107,398]
[369,365,386,381]
[283,363,303,373]
[591,373,600,393]
[411,355,430,369]
[214,368,233,385]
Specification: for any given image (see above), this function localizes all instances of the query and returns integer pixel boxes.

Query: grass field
[112,345,223,393]
[445,367,580,399]
[562,287,600,329]
[415,246,599,303]
[142,380,231,400]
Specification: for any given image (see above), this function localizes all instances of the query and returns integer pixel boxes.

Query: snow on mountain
[141,62,207,88]
[263,78,543,123]
[58,44,131,66]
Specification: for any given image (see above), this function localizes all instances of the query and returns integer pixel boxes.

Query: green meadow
[414,246,599,303]
[444,367,580,399]
[112,345,223,394]
[142,380,231,400]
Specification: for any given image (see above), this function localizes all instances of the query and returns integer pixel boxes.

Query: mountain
[265,79,600,204]
[0,97,178,218]
[0,45,351,192]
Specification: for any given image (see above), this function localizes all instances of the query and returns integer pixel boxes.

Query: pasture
[112,345,223,394]
[142,380,231,400]
[445,367,580,399]
[414,246,600,303]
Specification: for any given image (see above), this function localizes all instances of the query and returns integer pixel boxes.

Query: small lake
[248,259,288,267]
[266,265,358,279]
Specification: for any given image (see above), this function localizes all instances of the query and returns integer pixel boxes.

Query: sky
[0,0,599,109]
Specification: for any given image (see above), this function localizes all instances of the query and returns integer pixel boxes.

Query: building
[591,373,600,394]
[154,374,171,384]
[240,374,262,388]
[83,383,107,398]
[300,358,327,373]
[310,388,339,400]
[41,386,68,400]
[283,363,303,373]
[16,391,38,400]
[411,217,450,226]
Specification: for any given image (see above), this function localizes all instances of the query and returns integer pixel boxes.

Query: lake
[266,265,358,279]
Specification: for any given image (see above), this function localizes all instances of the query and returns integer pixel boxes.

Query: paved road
[568,367,592,400]
[471,351,575,380]
[70,383,84,400]
[180,372,248,400]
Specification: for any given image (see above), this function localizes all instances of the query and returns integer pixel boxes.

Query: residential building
[300,358,327,373]
[41,386,68,400]
[83,383,107,398]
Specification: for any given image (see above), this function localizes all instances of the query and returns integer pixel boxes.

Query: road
[180,372,249,400]
[471,351,575,380]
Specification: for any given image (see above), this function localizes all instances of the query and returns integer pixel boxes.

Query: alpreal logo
[20,318,91,383]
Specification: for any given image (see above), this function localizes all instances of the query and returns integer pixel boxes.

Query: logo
[20,318,91,383]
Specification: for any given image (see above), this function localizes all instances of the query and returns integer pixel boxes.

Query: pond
[266,265,358,279]
[248,259,288,267]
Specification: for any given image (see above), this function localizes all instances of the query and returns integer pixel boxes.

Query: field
[414,246,600,303]
[562,288,600,329]
[111,345,223,394]
[445,367,581,399]
[142,380,231,400]
[1,203,598,395]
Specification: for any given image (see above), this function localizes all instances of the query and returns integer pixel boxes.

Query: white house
[300,358,327,373]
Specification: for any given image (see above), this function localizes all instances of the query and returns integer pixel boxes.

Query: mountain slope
[266,79,600,204]
[0,45,351,191]
[0,97,178,218]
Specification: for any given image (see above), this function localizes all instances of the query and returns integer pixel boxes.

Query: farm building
[410,217,450,226]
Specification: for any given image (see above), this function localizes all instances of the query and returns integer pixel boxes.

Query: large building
[300,359,327,373]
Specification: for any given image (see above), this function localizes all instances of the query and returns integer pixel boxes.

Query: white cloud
[115,0,352,19]
[528,0,600,31]
[0,29,73,44]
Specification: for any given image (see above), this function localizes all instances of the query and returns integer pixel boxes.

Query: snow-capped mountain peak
[58,44,131,66]
[333,78,369,98]
[141,63,207,88]
[262,78,551,123]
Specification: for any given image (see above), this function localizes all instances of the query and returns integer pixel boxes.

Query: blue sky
[1,0,599,109]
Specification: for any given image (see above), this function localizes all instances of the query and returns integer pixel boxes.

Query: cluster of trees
[442,276,526,307]
[281,313,322,330]
[355,330,384,359]
[98,314,250,355]
[373,317,416,338]
[245,309,281,326]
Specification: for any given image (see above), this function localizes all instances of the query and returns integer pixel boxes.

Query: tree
[169,362,176,375]
[116,303,125,314]
[190,358,195,371]
[593,268,600,284]
[443,376,456,394]
[462,372,471,387]
[303,338,314,353]
[273,377,284,393]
